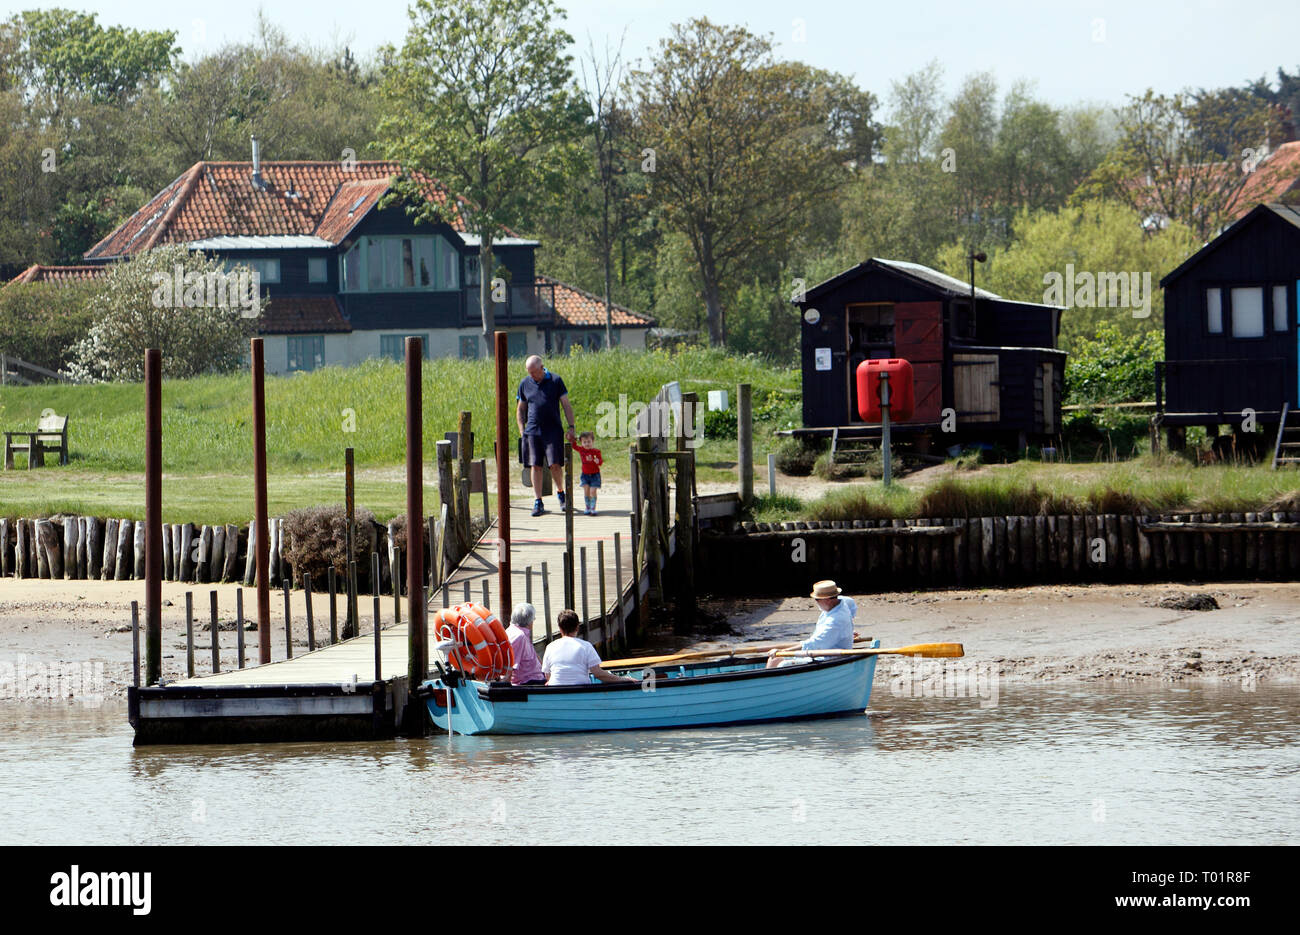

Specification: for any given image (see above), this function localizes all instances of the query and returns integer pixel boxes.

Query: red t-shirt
[574,443,603,475]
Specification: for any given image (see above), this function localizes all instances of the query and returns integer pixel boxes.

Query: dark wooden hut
[794,259,1065,449]
[1157,202,1300,460]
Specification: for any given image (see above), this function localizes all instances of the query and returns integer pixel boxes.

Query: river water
[2,682,1296,845]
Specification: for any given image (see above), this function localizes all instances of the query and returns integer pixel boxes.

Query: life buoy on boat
[434,603,513,681]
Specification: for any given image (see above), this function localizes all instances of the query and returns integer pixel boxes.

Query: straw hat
[810,580,842,599]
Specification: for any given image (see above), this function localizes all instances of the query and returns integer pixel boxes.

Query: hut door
[954,354,1000,422]
[894,302,943,423]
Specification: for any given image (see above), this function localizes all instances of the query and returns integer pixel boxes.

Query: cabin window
[340,236,461,292]
[1206,288,1222,333]
[1273,285,1289,332]
[1230,287,1264,339]
[308,257,328,283]
[245,258,279,284]
[286,335,324,372]
[379,334,430,361]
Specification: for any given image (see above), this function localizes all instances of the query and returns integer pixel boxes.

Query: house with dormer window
[11,147,652,373]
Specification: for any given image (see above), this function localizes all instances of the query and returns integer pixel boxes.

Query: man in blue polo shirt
[517,355,577,516]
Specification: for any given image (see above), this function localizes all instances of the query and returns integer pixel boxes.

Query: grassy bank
[752,455,1300,523]
[0,348,799,521]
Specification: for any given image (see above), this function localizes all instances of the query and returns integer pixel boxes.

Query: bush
[0,280,99,374]
[1064,322,1161,404]
[281,506,378,582]
[67,243,261,382]
[774,437,822,476]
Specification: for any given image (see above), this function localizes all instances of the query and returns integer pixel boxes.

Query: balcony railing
[460,282,556,327]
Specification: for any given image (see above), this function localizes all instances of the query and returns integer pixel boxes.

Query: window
[1206,288,1223,334]
[1273,284,1289,332]
[553,330,616,353]
[507,331,528,357]
[465,254,480,286]
[287,335,324,372]
[250,258,280,283]
[308,257,328,283]
[459,335,480,359]
[340,236,460,292]
[1230,287,1264,338]
[379,334,430,361]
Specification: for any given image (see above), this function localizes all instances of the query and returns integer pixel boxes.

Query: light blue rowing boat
[420,640,879,735]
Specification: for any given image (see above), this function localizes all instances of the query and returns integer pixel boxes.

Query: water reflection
[1,681,1297,845]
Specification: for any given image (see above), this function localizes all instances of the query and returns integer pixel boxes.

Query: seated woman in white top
[541,610,634,686]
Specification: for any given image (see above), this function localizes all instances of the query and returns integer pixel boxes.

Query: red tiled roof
[84,162,478,260]
[259,295,351,335]
[539,275,654,328]
[314,178,392,245]
[7,264,107,286]
[1235,140,1300,215]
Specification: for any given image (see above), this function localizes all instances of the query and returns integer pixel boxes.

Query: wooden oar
[774,642,964,659]
[605,637,874,670]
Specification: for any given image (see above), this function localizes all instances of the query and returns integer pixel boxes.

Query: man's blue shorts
[522,430,564,467]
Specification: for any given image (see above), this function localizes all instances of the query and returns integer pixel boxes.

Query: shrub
[774,437,822,476]
[806,488,906,522]
[281,506,378,582]
[67,243,261,382]
[0,280,99,374]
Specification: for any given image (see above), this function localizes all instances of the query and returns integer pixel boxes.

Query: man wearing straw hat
[765,580,858,668]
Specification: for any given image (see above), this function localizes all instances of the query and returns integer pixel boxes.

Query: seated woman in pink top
[506,603,547,686]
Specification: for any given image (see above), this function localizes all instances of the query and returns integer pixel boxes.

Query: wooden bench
[4,413,69,469]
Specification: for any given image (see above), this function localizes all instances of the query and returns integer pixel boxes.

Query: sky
[4,0,1299,113]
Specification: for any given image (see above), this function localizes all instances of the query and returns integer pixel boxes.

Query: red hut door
[893,302,943,423]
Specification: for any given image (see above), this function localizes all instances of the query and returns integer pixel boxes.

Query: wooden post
[541,560,553,641]
[327,566,338,644]
[252,338,271,665]
[478,459,490,526]
[393,545,402,624]
[613,531,626,652]
[494,330,512,615]
[564,441,574,607]
[344,446,357,640]
[482,578,490,609]
[145,349,163,685]
[597,540,608,650]
[283,578,293,659]
[131,600,140,688]
[525,565,533,605]
[372,551,382,681]
[738,383,753,506]
[457,409,473,552]
[185,591,195,678]
[304,573,316,652]
[580,546,589,627]
[437,440,458,563]
[209,590,220,673]
[236,589,245,669]
[675,451,695,634]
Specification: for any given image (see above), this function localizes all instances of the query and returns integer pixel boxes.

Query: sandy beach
[1,577,1297,702]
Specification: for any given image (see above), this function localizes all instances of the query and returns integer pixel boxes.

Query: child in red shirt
[574,431,603,515]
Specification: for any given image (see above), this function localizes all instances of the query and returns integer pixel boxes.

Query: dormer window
[339,235,460,292]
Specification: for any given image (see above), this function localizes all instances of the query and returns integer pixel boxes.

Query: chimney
[251,135,265,190]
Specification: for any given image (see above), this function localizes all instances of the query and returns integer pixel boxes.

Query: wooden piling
[236,589,245,670]
[252,337,271,664]
[613,532,626,652]
[371,552,381,680]
[210,590,220,673]
[0,518,10,577]
[437,440,457,564]
[564,441,575,607]
[541,560,553,641]
[344,447,357,640]
[222,524,239,582]
[738,383,753,506]
[493,331,511,613]
[131,600,140,688]
[392,544,401,624]
[283,578,293,659]
[304,573,316,652]
[580,546,589,627]
[525,565,533,605]
[87,518,102,580]
[327,566,338,644]
[482,578,490,609]
[185,591,195,678]
[100,518,118,581]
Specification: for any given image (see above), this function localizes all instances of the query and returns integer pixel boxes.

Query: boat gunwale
[460,651,874,701]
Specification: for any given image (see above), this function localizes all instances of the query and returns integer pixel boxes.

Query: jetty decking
[129,493,669,744]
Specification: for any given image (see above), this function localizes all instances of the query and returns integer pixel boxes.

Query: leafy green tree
[627,19,856,346]
[0,278,99,371]
[1064,321,1162,404]
[379,0,585,356]
[67,244,261,382]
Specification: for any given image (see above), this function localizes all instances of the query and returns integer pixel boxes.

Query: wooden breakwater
[699,512,1300,594]
[0,514,449,595]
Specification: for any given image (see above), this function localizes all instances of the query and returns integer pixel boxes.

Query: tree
[1074,89,1280,240]
[627,19,854,346]
[67,244,261,382]
[379,0,585,356]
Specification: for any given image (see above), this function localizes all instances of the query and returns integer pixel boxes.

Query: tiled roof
[7,264,107,285]
[539,275,654,327]
[1234,141,1300,215]
[84,162,477,260]
[259,295,351,335]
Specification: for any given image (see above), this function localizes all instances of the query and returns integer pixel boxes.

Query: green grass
[0,348,799,522]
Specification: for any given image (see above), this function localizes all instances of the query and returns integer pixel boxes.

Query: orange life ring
[435,603,513,680]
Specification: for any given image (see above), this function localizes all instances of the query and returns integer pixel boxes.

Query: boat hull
[422,643,878,735]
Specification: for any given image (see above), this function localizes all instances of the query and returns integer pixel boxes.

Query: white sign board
[814,347,832,371]
[707,389,729,411]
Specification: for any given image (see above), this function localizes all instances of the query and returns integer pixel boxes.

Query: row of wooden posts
[700,511,1300,594]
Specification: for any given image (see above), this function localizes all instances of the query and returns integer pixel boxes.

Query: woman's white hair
[510,603,536,629]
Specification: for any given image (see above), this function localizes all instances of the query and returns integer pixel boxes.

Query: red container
[856,358,915,422]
